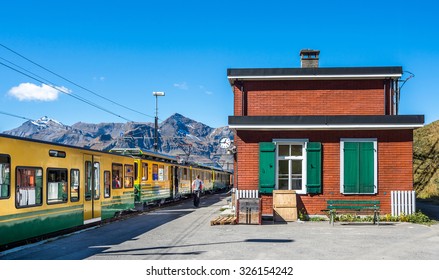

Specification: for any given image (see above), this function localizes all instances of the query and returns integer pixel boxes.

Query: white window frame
[273,139,308,194]
[340,138,378,194]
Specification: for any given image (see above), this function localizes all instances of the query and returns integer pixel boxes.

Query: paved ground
[1,192,439,260]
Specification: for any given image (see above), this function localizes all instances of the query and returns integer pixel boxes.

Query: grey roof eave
[227,66,403,85]
[228,115,424,130]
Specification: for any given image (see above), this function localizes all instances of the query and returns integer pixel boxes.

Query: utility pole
[152,91,165,152]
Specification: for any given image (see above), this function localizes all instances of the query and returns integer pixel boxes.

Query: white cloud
[199,85,213,95]
[7,83,69,101]
[93,76,106,81]
[173,82,189,90]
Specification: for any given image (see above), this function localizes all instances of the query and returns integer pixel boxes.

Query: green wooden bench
[326,200,380,225]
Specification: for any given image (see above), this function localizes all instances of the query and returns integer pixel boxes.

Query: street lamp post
[152,91,165,152]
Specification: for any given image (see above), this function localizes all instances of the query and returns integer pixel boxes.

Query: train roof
[1,134,233,173]
[109,147,178,163]
[109,148,231,173]
[0,133,129,158]
[186,161,232,173]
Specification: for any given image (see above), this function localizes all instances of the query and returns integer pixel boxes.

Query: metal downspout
[395,79,400,115]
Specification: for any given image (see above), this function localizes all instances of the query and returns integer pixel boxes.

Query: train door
[83,154,102,224]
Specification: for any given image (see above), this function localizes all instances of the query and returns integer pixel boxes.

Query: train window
[152,164,158,180]
[134,162,138,181]
[124,164,133,188]
[112,163,123,189]
[160,165,166,181]
[142,163,148,181]
[85,161,92,200]
[70,169,80,202]
[183,168,188,180]
[49,150,66,158]
[47,168,68,204]
[16,167,43,208]
[0,155,10,199]
[93,162,100,199]
[84,161,100,200]
[158,165,165,181]
[104,171,111,198]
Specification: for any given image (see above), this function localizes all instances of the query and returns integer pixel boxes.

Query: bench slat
[327,205,379,210]
[327,200,380,205]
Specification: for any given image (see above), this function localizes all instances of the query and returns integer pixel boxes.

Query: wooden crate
[237,198,261,225]
[273,190,298,222]
[273,190,297,208]
[274,207,298,222]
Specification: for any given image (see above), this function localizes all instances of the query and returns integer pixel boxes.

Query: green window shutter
[359,142,374,194]
[343,142,359,193]
[343,141,375,194]
[259,142,276,194]
[306,142,322,194]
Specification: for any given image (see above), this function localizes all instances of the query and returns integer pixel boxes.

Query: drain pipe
[395,78,399,115]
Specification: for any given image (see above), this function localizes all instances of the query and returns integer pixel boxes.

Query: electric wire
[0,56,54,86]
[0,111,34,122]
[0,43,155,119]
[0,61,132,122]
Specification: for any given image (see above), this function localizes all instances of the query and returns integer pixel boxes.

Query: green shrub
[406,211,432,224]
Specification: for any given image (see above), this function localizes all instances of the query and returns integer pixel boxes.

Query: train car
[188,164,232,194]
[0,134,233,248]
[0,134,135,247]
[109,148,178,206]
[212,166,231,191]
[110,148,232,203]
[189,165,211,193]
[174,165,192,198]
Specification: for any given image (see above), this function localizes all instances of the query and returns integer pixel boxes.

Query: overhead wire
[0,111,34,122]
[0,61,132,122]
[0,43,156,120]
[0,56,54,86]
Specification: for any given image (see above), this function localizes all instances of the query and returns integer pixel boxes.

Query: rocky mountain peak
[3,113,234,170]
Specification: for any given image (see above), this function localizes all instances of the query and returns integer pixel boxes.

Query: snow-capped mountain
[2,113,234,169]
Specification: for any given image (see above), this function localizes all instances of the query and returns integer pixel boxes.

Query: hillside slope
[414,120,439,198]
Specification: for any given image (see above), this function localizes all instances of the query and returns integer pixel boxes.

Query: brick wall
[233,79,388,116]
[235,129,413,215]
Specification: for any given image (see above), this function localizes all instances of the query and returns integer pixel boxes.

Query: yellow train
[0,134,231,248]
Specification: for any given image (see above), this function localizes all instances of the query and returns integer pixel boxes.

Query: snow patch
[31,116,64,128]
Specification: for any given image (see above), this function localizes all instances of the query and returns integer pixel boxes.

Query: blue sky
[1,0,438,132]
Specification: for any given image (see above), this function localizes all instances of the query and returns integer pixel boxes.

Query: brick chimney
[300,49,320,68]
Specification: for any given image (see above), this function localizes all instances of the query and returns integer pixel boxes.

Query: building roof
[227,66,403,85]
[228,115,424,130]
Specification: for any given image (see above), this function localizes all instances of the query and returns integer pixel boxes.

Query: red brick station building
[227,50,424,219]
